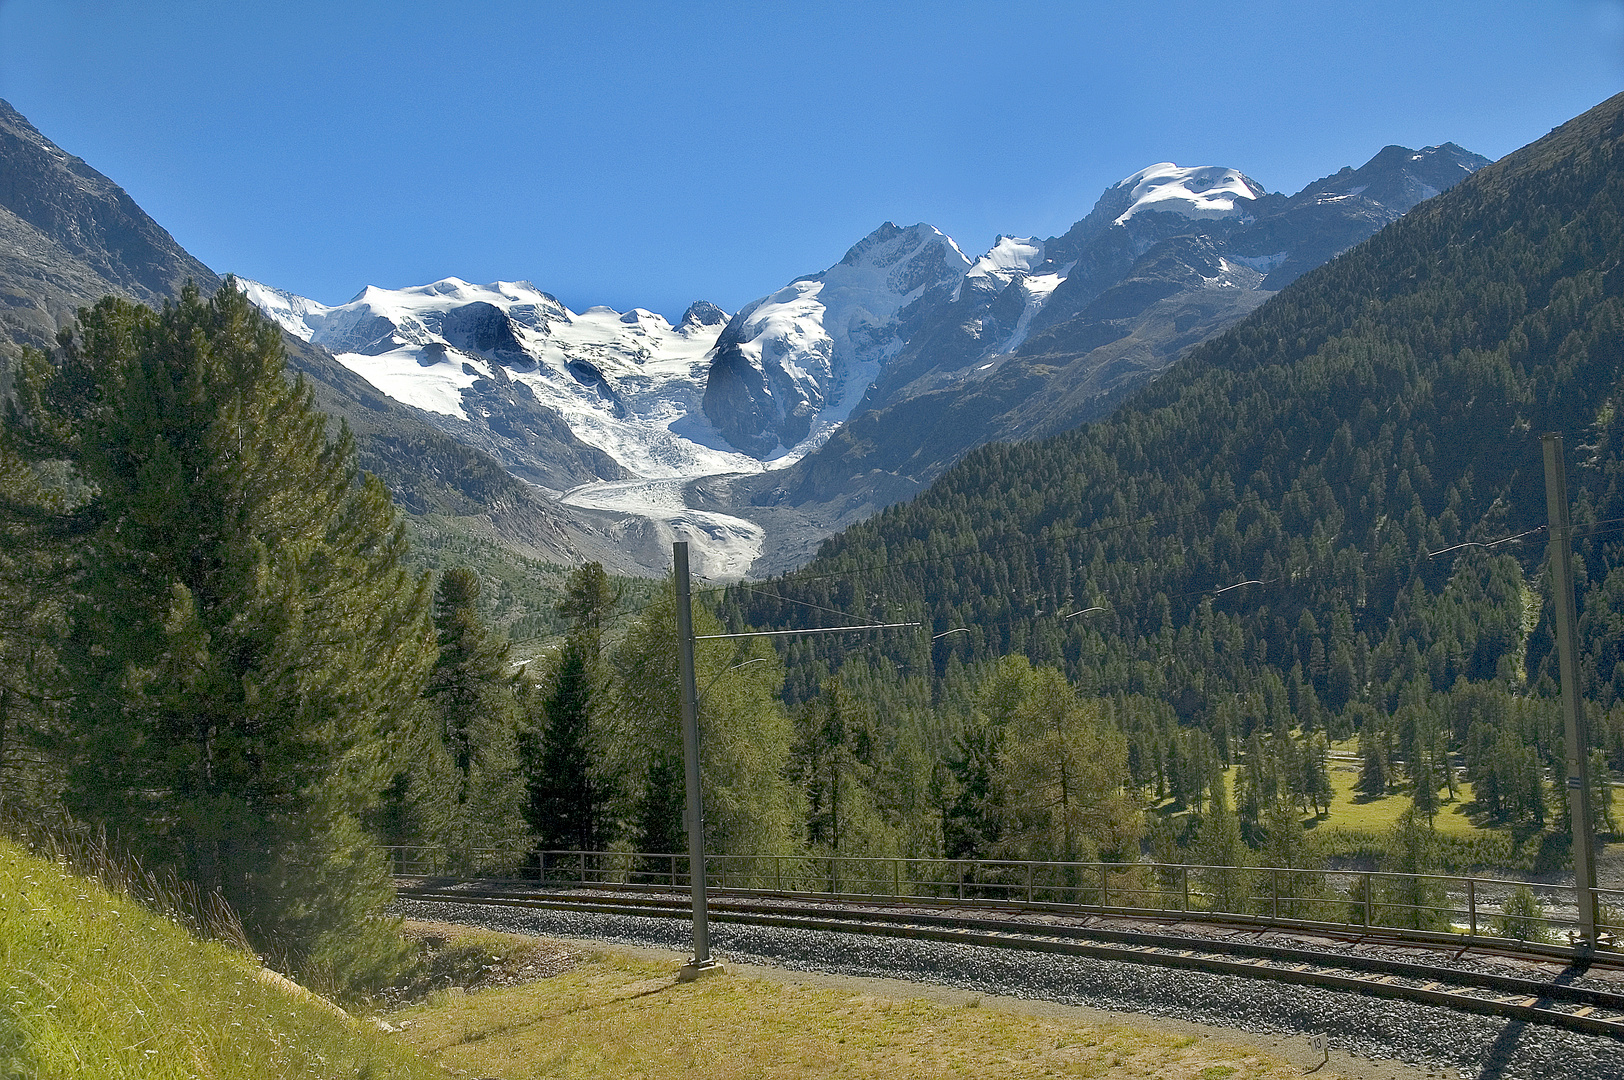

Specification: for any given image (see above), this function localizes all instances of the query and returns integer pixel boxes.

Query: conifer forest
[5,93,1624,996]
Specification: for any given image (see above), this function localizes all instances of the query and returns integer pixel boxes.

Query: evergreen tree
[7,283,435,986]
[426,568,512,779]
[1410,745,1441,826]
[1357,721,1389,796]
[1193,771,1251,913]
[524,629,608,851]
[1377,809,1449,930]
[422,567,524,861]
[797,677,888,853]
[634,749,685,856]
[521,562,619,853]
[0,443,67,816]
[940,721,1003,859]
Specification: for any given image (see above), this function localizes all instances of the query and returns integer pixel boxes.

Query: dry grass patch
[390,934,1343,1079]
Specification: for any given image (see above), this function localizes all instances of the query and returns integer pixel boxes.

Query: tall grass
[3,811,250,952]
[0,832,441,1078]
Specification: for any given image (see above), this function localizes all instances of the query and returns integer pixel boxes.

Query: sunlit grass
[0,839,440,1079]
[392,926,1334,1080]
[1318,762,1481,837]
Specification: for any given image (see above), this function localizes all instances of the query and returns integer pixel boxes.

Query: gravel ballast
[395,897,1618,1079]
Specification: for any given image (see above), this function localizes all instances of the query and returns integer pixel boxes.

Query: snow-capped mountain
[740,143,1489,573]
[242,277,749,492]
[700,222,972,457]
[245,141,1488,578]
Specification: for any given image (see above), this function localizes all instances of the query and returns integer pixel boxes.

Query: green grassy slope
[0,839,439,1080]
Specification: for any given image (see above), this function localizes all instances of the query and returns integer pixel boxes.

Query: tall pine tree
[522,562,616,852]
[6,282,435,986]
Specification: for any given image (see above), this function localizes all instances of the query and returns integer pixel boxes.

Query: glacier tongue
[561,476,763,581]
[243,275,788,577]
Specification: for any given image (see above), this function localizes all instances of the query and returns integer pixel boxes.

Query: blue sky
[1,1,1620,319]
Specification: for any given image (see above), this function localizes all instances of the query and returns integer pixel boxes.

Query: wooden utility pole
[1543,433,1598,945]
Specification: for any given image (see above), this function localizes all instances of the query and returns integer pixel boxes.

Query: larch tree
[608,579,799,863]
[987,659,1143,864]
[6,282,436,986]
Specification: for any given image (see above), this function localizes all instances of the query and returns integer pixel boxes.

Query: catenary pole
[671,539,922,976]
[1543,433,1598,945]
[673,541,717,978]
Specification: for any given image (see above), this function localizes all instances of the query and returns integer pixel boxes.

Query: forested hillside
[722,92,1624,860]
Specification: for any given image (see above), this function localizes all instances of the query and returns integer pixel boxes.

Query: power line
[714,498,1264,595]
[727,583,894,628]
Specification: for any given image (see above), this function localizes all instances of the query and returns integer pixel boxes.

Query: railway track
[399,881,1624,1042]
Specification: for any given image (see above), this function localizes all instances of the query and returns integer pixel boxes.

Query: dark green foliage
[940,722,1003,859]
[523,632,607,851]
[522,563,613,852]
[721,94,1624,867]
[378,566,524,865]
[795,677,881,853]
[0,445,68,816]
[426,568,513,780]
[1377,810,1450,930]
[607,579,800,859]
[1493,884,1556,942]
[634,749,685,857]
[6,282,435,986]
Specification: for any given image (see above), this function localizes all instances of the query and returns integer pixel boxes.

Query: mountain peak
[679,300,728,330]
[837,222,970,271]
[1111,164,1266,226]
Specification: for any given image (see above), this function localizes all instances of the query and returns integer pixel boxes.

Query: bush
[1491,885,1555,943]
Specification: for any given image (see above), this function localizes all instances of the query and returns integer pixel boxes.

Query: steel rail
[398,883,1624,1041]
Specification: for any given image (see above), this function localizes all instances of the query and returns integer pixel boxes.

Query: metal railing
[385,846,1624,950]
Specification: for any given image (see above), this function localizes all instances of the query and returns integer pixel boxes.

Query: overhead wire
[563,499,1624,650]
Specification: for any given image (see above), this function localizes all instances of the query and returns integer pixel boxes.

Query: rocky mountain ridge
[0,98,643,580]
[728,142,1488,572]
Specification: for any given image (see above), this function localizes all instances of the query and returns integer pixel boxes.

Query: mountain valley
[236,141,1486,578]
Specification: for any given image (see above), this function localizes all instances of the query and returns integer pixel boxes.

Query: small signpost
[1306,1033,1329,1073]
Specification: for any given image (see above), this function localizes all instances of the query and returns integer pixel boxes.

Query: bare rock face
[700,222,971,459]
[731,144,1488,573]
[0,98,219,355]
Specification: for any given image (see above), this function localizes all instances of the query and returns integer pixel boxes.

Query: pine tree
[524,629,607,851]
[7,283,435,986]
[0,443,67,816]
[426,568,511,779]
[419,567,524,863]
[1193,772,1251,913]
[1357,721,1389,795]
[522,562,620,853]
[941,721,1003,859]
